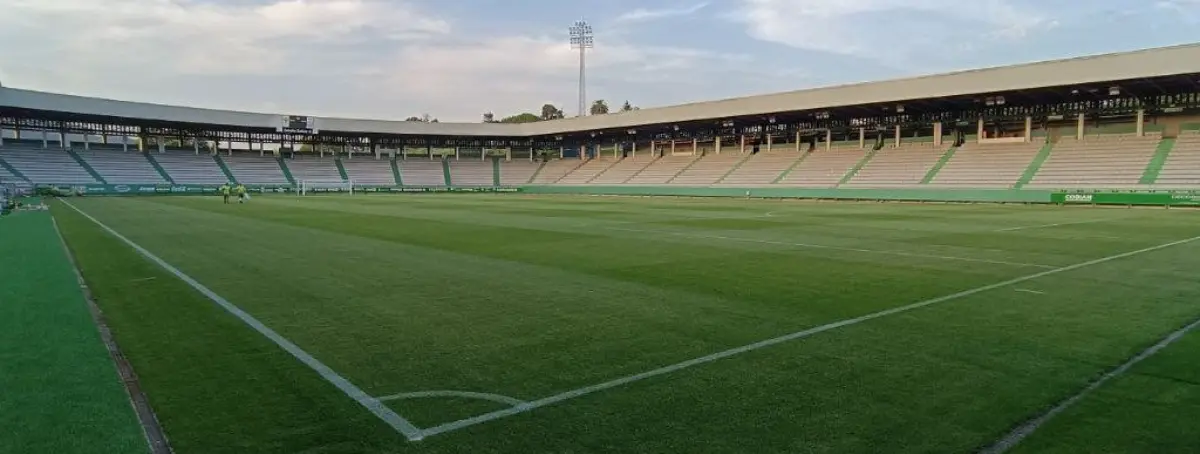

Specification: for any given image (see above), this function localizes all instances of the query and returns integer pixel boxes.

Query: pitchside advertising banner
[36,184,522,195]
[1052,192,1200,206]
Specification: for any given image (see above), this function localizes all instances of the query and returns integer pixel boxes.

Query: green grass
[49,194,1200,453]
[0,211,148,454]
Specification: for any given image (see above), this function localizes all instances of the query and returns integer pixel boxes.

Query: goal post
[298,179,354,196]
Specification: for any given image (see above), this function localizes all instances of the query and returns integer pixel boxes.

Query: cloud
[0,0,786,122]
[728,0,1053,69]
[616,2,710,22]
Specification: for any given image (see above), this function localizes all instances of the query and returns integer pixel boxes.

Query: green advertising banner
[1052,191,1200,206]
[36,184,522,196]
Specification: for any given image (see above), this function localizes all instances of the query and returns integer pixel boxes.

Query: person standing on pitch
[236,184,247,203]
[219,183,231,204]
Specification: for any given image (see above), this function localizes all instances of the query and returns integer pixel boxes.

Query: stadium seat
[717,150,800,186]
[842,142,945,188]
[398,159,446,186]
[341,157,396,186]
[530,159,586,184]
[448,160,493,186]
[624,154,698,185]
[77,149,166,184]
[1025,134,1160,189]
[929,141,1043,188]
[155,151,228,184]
[668,152,744,186]
[589,155,656,184]
[499,160,542,186]
[1152,130,1200,189]
[0,145,99,184]
[777,146,868,187]
[285,155,341,183]
[225,153,290,185]
[557,156,619,184]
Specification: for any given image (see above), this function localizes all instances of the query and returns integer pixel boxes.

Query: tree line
[481,100,639,124]
[406,100,638,125]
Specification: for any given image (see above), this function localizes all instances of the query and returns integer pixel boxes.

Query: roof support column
[795,130,802,152]
[428,143,433,160]
[714,136,722,154]
[455,146,460,160]
[194,140,199,155]
[766,134,773,152]
[42,130,48,149]
[631,142,637,158]
[1024,116,1032,142]
[739,135,746,154]
[1136,109,1145,137]
[894,125,901,148]
[977,118,985,142]
[83,134,90,151]
[1076,113,1085,140]
[858,128,865,149]
[670,140,676,156]
[933,122,943,146]
[692,138,698,156]
[122,135,128,153]
[826,129,832,151]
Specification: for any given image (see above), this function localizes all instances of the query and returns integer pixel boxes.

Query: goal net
[298,179,354,196]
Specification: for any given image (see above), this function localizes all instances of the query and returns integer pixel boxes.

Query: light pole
[569,20,593,117]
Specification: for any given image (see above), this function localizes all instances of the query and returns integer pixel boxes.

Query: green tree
[540,104,565,121]
[590,99,609,115]
[500,113,542,123]
[621,100,638,112]
[482,112,496,123]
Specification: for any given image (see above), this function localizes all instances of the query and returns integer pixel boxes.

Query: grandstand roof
[3,43,1200,138]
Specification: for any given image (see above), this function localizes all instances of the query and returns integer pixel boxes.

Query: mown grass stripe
[58,199,426,441]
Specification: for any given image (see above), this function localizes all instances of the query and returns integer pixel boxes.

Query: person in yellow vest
[236,184,248,203]
[219,183,231,204]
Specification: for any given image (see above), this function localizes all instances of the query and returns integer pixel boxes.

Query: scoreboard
[279,115,319,133]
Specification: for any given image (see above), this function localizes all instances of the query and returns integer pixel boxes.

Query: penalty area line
[419,232,1200,439]
[58,200,426,442]
[979,314,1200,453]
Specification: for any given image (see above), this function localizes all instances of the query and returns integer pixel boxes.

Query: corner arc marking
[378,390,529,407]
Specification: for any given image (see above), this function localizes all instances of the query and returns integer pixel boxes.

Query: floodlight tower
[569,19,594,117]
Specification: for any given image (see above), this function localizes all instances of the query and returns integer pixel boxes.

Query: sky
[1,0,1198,123]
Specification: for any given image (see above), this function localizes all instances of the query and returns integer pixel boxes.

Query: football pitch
[50,194,1200,453]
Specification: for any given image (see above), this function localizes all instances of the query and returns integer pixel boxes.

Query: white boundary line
[606,226,1057,269]
[995,219,1113,232]
[419,232,1200,439]
[980,315,1200,453]
[377,390,528,407]
[59,199,426,441]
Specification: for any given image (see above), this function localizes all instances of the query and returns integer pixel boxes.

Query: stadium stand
[625,155,698,185]
[499,160,541,185]
[590,155,656,184]
[1026,134,1161,189]
[341,158,397,186]
[76,150,166,184]
[398,159,446,186]
[558,157,618,184]
[668,152,744,185]
[0,145,99,184]
[448,160,493,186]
[225,153,290,185]
[928,141,1043,188]
[1154,130,1200,188]
[777,146,868,187]
[843,142,947,188]
[285,155,342,182]
[717,151,799,186]
[154,151,229,184]
[530,159,584,184]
